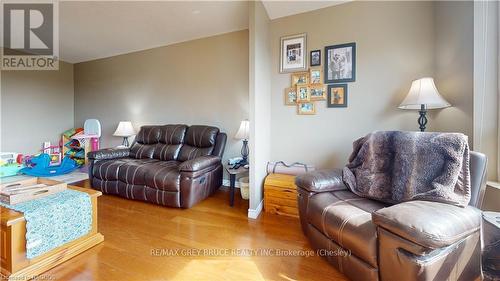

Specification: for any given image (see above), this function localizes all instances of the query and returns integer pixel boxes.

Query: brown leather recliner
[87,124,226,208]
[296,151,487,281]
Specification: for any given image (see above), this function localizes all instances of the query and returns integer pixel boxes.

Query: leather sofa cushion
[153,125,188,161]
[178,125,219,161]
[307,190,387,268]
[296,169,348,193]
[130,143,156,159]
[144,161,181,192]
[117,159,159,185]
[372,200,481,249]
[93,158,131,181]
[184,125,219,147]
[158,125,187,144]
[135,126,160,144]
[178,146,214,162]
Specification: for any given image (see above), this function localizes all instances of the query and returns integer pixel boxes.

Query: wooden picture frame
[291,71,309,86]
[324,42,356,83]
[296,85,311,102]
[309,67,322,84]
[280,33,307,73]
[297,102,316,115]
[327,84,348,107]
[310,50,321,66]
[310,84,327,101]
[284,87,297,105]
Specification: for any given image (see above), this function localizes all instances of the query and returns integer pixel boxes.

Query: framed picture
[297,102,316,115]
[310,84,327,101]
[284,87,297,105]
[291,71,309,86]
[296,85,310,102]
[310,50,321,66]
[327,84,348,107]
[280,33,307,73]
[309,68,322,84]
[324,42,356,83]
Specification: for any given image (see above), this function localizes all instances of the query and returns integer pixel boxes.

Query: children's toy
[19,154,79,177]
[0,152,25,178]
[41,142,62,166]
[62,119,101,165]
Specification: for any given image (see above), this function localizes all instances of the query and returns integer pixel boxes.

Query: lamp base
[122,137,130,147]
[418,104,428,132]
[240,139,249,165]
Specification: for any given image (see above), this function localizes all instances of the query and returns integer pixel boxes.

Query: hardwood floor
[43,180,348,281]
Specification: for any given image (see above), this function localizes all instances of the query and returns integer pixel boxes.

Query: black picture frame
[310,49,321,66]
[324,42,356,83]
[327,84,348,108]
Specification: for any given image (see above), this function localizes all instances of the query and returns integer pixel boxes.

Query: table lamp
[113,121,136,147]
[234,120,250,165]
[398,77,451,132]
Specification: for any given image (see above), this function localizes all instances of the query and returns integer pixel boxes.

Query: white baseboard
[223,179,240,188]
[247,200,263,219]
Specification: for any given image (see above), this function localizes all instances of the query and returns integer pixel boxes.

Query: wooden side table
[264,173,298,218]
[225,166,249,207]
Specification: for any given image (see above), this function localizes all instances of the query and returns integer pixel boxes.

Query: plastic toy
[0,152,25,178]
[62,119,101,165]
[19,154,79,177]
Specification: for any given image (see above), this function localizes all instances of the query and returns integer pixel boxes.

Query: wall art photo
[280,33,307,73]
[325,43,356,83]
[284,87,297,105]
[297,102,316,115]
[327,84,348,107]
[310,50,321,66]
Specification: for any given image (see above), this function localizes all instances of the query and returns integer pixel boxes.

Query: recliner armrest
[372,201,481,249]
[87,148,130,160]
[179,155,221,172]
[295,169,348,193]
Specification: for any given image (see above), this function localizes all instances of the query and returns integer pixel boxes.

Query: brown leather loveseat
[88,124,226,208]
[296,151,487,281]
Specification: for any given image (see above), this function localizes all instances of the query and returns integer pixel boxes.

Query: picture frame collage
[280,33,356,114]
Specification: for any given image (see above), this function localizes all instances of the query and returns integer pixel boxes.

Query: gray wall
[74,30,249,168]
[432,1,474,145]
[269,1,438,168]
[249,1,271,214]
[1,62,74,154]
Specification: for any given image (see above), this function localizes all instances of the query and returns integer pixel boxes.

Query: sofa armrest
[87,148,130,160]
[372,200,481,249]
[179,155,221,172]
[295,169,348,193]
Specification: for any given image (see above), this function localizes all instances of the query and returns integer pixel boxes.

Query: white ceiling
[57,1,348,63]
[262,1,349,20]
[60,1,249,63]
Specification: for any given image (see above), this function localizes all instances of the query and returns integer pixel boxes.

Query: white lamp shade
[113,121,136,137]
[399,77,451,110]
[235,120,250,140]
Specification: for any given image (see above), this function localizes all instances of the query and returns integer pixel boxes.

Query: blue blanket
[0,190,92,259]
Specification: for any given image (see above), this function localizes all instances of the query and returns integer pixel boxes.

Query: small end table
[225,165,249,207]
[482,211,500,280]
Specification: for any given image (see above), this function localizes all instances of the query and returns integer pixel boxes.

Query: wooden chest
[264,173,298,218]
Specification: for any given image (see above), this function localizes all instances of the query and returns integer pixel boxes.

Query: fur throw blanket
[343,131,471,207]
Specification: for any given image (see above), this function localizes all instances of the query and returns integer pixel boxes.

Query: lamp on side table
[234,120,249,165]
[113,121,136,148]
[398,77,451,132]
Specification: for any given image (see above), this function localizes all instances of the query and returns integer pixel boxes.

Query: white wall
[473,1,498,181]
[248,0,271,218]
